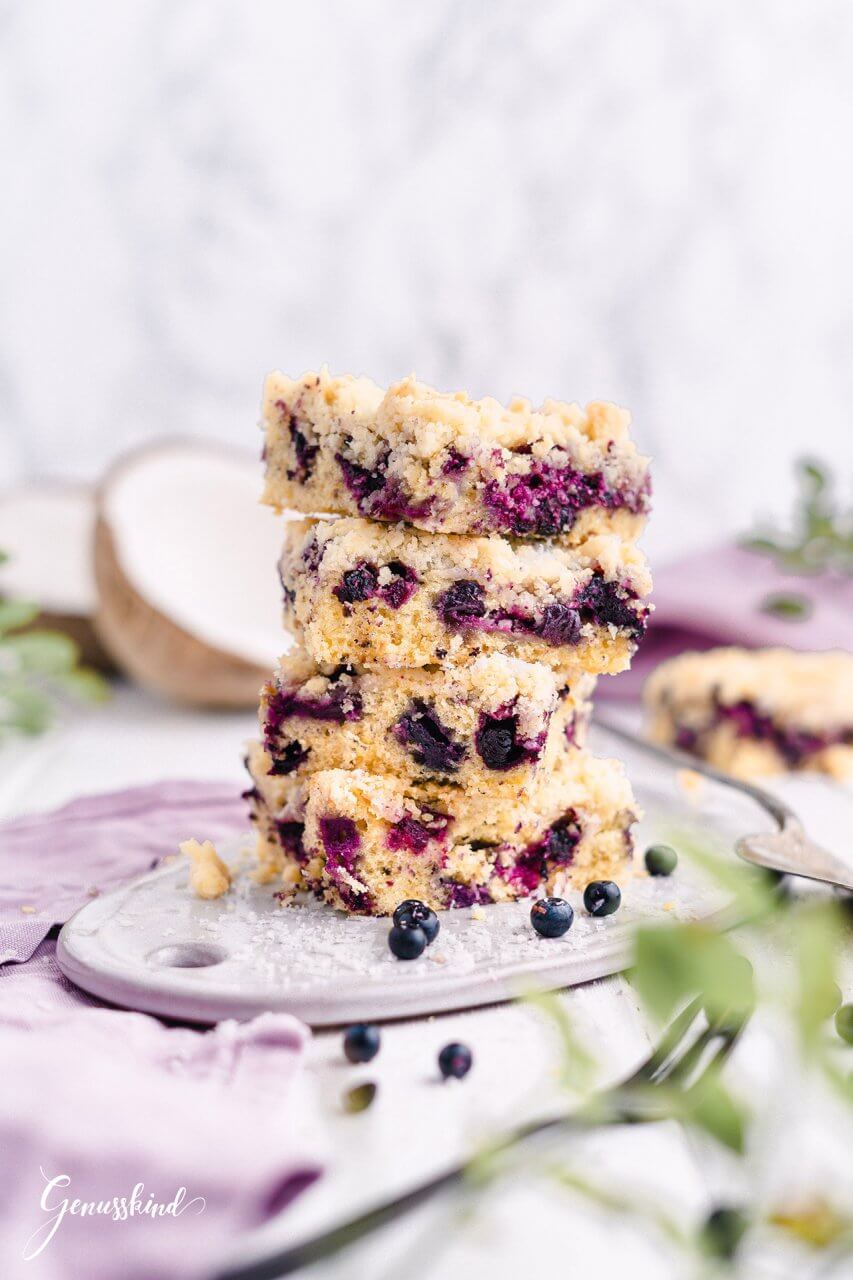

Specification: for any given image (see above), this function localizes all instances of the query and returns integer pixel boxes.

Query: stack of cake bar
[244,371,652,916]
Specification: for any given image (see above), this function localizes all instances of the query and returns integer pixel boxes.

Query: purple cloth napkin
[0,783,320,1280]
[0,781,250,963]
[604,544,853,699]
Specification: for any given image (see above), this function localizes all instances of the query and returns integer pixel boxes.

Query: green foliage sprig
[0,550,110,738]
[743,459,853,578]
[459,838,853,1274]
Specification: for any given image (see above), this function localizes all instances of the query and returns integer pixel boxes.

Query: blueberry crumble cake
[279,518,652,674]
[244,741,638,915]
[259,651,595,797]
[645,648,853,781]
[261,370,651,543]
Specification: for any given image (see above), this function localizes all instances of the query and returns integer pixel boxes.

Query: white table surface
[3,684,852,1280]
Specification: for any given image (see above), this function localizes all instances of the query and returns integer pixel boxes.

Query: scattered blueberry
[583,880,622,918]
[530,897,574,938]
[644,843,678,876]
[393,899,440,944]
[438,1042,472,1080]
[700,1206,748,1261]
[388,922,427,960]
[343,1023,381,1064]
[835,1003,853,1044]
[343,1082,377,1114]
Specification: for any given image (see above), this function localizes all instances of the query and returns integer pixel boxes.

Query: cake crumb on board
[181,838,232,900]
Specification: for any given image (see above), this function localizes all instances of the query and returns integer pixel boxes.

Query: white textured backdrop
[2,0,853,559]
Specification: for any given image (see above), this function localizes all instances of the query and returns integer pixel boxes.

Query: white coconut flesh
[0,485,96,616]
[99,443,288,668]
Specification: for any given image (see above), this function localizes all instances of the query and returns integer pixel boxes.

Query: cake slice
[245,740,638,915]
[645,647,853,781]
[261,370,650,542]
[259,651,595,798]
[279,517,651,674]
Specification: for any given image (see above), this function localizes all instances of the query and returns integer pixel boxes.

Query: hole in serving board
[147,943,228,969]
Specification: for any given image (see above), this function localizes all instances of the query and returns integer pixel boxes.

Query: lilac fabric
[604,544,853,699]
[0,783,320,1280]
[0,781,249,963]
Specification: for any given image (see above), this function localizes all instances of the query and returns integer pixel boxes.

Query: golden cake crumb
[677,768,704,797]
[181,838,232,900]
[20,905,37,914]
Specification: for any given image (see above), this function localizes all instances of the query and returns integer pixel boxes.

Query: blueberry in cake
[259,650,595,797]
[645,648,853,781]
[279,517,652,675]
[244,740,639,916]
[261,370,651,543]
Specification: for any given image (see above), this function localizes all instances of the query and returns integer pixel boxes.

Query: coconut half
[94,440,291,707]
[0,483,113,669]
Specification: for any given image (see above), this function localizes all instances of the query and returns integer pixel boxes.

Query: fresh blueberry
[343,1023,381,1064]
[530,897,574,938]
[393,899,440,944]
[644,843,678,876]
[835,1003,853,1044]
[583,880,622,917]
[700,1206,748,1261]
[438,1042,472,1080]
[388,922,427,960]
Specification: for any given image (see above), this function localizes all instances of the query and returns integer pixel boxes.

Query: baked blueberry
[438,1042,472,1080]
[393,701,465,774]
[343,1023,381,1064]
[334,563,379,603]
[583,880,622,917]
[388,922,427,960]
[645,843,678,876]
[474,711,537,770]
[393,899,440,944]
[530,897,574,938]
[439,579,486,626]
[539,602,581,646]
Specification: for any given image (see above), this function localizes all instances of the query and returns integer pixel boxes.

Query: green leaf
[760,592,812,620]
[0,599,40,633]
[632,923,755,1025]
[524,988,596,1094]
[55,668,112,704]
[740,535,785,557]
[4,630,79,674]
[683,1076,747,1153]
[0,683,55,735]
[791,901,844,1052]
[799,458,829,495]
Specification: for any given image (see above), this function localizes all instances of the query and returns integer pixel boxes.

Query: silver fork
[598,720,853,894]
[214,998,743,1280]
